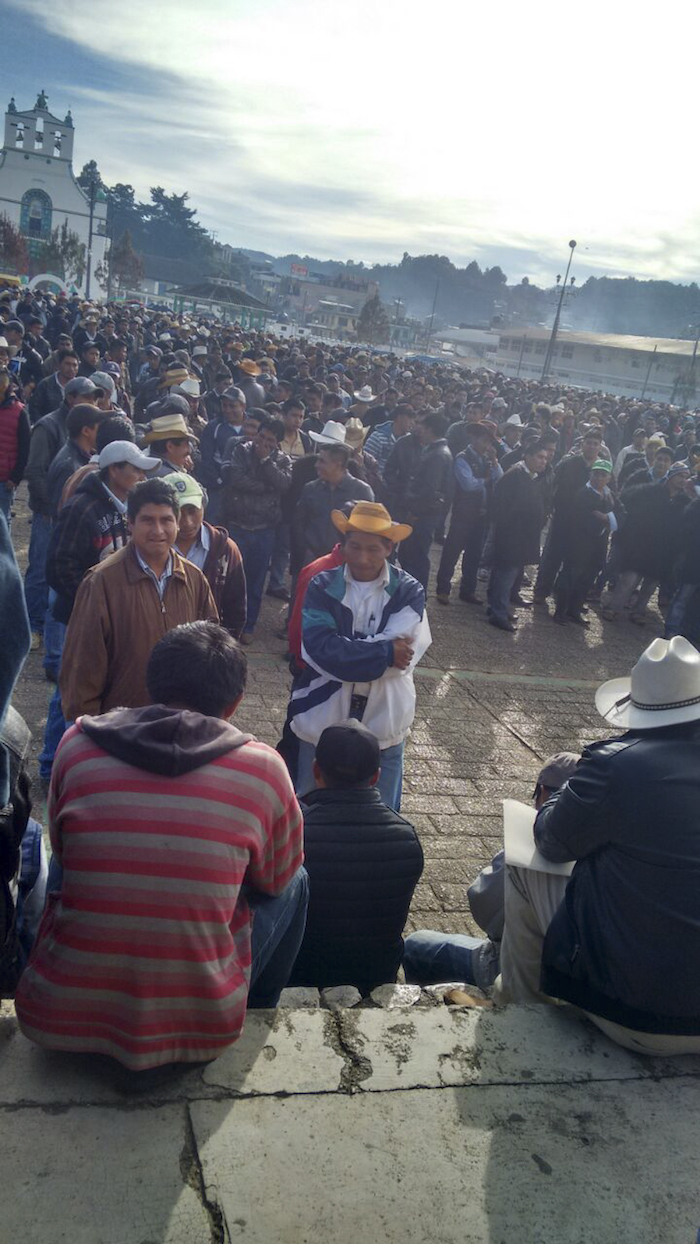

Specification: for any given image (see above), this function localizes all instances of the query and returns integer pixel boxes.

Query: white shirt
[175,522,210,571]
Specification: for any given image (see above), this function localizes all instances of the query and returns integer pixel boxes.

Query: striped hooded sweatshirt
[15,707,303,1070]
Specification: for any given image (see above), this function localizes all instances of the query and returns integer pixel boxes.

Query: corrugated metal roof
[501,327,698,356]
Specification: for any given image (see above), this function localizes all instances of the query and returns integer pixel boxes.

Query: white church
[0,90,108,293]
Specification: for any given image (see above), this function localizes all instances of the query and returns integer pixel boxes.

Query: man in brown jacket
[60,477,218,721]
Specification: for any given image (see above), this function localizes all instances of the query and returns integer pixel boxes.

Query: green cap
[591,459,612,473]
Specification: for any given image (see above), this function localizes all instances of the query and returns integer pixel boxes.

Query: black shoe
[553,611,567,626]
[44,668,58,685]
[567,611,589,626]
[510,595,532,608]
[458,591,481,604]
[266,586,290,602]
[488,615,516,633]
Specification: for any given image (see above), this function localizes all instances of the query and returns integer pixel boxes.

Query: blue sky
[3,0,700,287]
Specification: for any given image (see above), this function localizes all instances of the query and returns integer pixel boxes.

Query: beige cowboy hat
[596,636,700,730]
[331,500,412,544]
[239,359,262,376]
[142,413,198,445]
[344,417,369,450]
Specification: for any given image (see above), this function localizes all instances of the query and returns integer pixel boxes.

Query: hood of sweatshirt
[79,704,252,776]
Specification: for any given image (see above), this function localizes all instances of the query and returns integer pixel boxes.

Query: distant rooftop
[503,327,699,356]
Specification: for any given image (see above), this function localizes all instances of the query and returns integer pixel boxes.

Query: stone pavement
[7,491,691,1243]
[10,486,659,938]
[3,998,700,1242]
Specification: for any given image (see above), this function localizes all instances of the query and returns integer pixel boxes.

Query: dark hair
[655,445,673,458]
[392,403,414,421]
[582,428,603,441]
[523,438,549,457]
[422,412,449,438]
[258,416,285,442]
[148,436,189,457]
[127,477,178,521]
[107,337,128,353]
[319,442,350,465]
[66,403,107,438]
[96,414,136,452]
[282,397,305,414]
[81,341,100,357]
[57,347,79,364]
[146,621,247,717]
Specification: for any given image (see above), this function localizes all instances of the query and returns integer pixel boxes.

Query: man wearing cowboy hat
[489,636,700,1055]
[292,421,374,567]
[142,409,198,477]
[288,500,431,811]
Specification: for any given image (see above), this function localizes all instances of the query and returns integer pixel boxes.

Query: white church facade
[0,91,107,293]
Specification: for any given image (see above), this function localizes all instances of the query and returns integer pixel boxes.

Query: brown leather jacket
[60,543,218,721]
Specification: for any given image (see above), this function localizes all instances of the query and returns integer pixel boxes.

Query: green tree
[356,294,390,345]
[109,230,144,292]
[77,160,105,193]
[0,214,29,275]
[42,221,87,286]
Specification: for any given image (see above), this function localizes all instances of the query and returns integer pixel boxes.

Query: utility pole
[105,209,115,302]
[426,278,440,351]
[640,344,657,401]
[85,178,96,298]
[541,240,576,382]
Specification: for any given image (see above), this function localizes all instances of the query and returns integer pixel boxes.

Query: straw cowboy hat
[596,637,700,730]
[239,359,262,376]
[344,417,369,450]
[309,420,347,447]
[142,413,198,445]
[331,500,412,544]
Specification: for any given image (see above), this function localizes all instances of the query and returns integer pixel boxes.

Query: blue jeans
[268,521,290,591]
[39,690,70,780]
[229,525,276,633]
[295,737,405,811]
[487,565,521,623]
[24,513,52,632]
[247,867,310,1007]
[43,588,66,677]
[403,929,500,991]
[0,482,12,524]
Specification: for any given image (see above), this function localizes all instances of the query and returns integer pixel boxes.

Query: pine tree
[356,294,390,345]
[0,214,29,275]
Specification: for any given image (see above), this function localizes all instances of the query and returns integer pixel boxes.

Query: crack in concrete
[323,1010,374,1093]
[180,1104,229,1244]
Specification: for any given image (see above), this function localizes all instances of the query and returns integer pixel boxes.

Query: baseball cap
[162,471,206,508]
[90,371,116,398]
[65,377,98,398]
[535,752,579,796]
[145,345,163,358]
[98,441,161,471]
[315,720,380,786]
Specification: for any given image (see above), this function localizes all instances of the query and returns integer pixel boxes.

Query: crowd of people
[1,282,699,1072]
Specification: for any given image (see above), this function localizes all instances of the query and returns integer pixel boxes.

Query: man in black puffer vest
[289,719,423,995]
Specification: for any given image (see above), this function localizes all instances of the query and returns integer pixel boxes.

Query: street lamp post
[540,239,577,382]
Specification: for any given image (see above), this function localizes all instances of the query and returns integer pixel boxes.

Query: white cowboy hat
[505,413,522,426]
[308,420,347,447]
[596,637,700,730]
[353,385,374,402]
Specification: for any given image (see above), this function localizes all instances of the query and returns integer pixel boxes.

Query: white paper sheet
[503,799,575,877]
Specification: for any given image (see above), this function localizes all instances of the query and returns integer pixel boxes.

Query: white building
[493,327,699,402]
[0,91,107,293]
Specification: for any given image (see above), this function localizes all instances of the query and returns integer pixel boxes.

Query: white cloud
[12,0,700,282]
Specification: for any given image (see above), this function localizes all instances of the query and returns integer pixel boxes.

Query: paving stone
[3,1104,211,1242]
[370,984,422,1009]
[201,1010,344,1094]
[278,986,321,1008]
[321,986,362,1010]
[190,1076,700,1243]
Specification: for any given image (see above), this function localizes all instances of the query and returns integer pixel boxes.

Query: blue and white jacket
[289,562,431,748]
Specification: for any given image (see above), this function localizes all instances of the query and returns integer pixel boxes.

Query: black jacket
[24,403,70,515]
[383,431,423,517]
[537,726,700,1033]
[405,438,453,521]
[616,482,689,579]
[492,462,545,568]
[289,787,424,994]
[46,472,129,622]
[550,453,593,522]
[28,373,64,424]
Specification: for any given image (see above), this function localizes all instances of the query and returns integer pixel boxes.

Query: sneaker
[458,591,481,604]
[266,586,290,602]
[601,607,616,621]
[30,631,42,652]
[239,632,254,645]
[567,612,589,627]
[488,615,516,633]
[435,592,450,605]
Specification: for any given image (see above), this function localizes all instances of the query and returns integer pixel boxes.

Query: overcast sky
[4,0,700,286]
